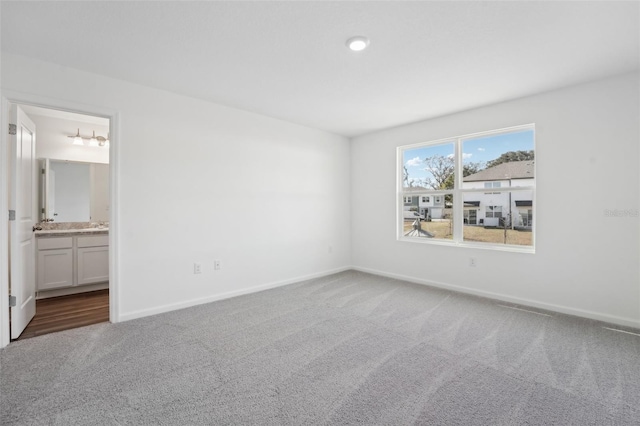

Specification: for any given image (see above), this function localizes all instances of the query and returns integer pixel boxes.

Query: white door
[9,105,37,339]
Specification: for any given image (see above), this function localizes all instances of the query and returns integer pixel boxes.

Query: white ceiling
[2,1,638,137]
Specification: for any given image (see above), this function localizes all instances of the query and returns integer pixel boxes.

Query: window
[463,209,477,225]
[484,181,501,194]
[485,206,502,218]
[399,124,535,250]
[403,196,412,203]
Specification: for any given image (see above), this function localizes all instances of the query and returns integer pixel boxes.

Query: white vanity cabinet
[77,235,109,285]
[36,232,109,292]
[37,237,74,290]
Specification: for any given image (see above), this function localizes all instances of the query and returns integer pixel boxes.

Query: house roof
[403,186,429,193]
[463,161,534,182]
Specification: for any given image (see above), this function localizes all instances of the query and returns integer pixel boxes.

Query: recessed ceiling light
[346,36,369,52]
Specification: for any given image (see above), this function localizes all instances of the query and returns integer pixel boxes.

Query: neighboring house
[402,186,446,220]
[462,160,534,229]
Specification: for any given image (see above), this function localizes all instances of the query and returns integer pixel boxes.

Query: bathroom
[15,104,111,339]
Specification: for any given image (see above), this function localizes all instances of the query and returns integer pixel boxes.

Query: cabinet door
[77,246,109,285]
[38,248,74,290]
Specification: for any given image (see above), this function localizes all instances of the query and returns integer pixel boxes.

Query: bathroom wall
[28,113,109,164]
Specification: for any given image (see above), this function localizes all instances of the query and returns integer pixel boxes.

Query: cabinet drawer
[37,237,73,250]
[77,235,109,248]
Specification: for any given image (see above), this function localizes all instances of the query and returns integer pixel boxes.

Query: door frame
[1,90,120,348]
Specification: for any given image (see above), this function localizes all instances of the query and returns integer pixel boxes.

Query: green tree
[486,150,534,169]
[442,161,484,189]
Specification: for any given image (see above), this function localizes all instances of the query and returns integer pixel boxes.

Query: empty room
[1,1,638,425]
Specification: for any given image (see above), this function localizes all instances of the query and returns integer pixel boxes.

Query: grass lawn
[404,220,532,246]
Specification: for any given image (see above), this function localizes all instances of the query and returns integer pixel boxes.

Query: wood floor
[17,290,109,341]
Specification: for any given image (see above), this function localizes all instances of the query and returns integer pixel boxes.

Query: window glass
[400,125,535,250]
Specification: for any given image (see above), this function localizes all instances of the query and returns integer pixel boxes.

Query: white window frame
[484,181,501,194]
[397,124,535,253]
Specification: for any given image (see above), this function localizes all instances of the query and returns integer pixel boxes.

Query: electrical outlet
[214,260,221,270]
[469,257,477,267]
[194,263,202,274]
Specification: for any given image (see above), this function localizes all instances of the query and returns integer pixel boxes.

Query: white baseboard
[116,264,640,330]
[118,266,351,323]
[352,266,640,330]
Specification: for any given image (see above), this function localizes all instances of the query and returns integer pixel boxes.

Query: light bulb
[346,36,370,51]
[89,130,99,147]
[72,129,84,146]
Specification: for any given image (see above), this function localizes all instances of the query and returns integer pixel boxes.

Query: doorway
[3,101,116,342]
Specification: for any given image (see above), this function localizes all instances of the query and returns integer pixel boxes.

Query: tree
[423,155,455,190]
[403,165,411,188]
[442,160,484,189]
[463,161,484,177]
[486,150,534,169]
[502,213,512,244]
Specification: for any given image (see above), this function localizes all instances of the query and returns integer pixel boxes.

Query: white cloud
[478,147,485,151]
[405,156,422,167]
[447,153,472,159]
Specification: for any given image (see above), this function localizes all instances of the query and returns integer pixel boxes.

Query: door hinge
[41,169,45,175]
[41,208,45,213]
[8,124,16,135]
[9,295,16,307]
[8,210,16,221]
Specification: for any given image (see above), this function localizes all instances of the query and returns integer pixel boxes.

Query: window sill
[397,236,535,254]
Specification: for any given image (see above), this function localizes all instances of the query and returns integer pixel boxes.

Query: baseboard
[117,264,640,329]
[352,266,640,329]
[118,266,351,322]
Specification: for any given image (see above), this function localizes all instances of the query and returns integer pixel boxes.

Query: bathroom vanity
[35,228,109,298]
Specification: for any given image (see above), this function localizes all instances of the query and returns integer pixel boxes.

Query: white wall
[2,53,351,320]
[351,72,640,327]
[29,114,109,164]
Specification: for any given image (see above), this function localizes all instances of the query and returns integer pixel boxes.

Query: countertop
[35,228,109,237]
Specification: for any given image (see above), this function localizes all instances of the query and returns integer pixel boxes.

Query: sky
[403,129,534,186]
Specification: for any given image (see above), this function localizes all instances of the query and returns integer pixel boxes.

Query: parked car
[403,211,425,220]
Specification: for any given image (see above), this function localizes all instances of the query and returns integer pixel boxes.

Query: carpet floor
[1,270,639,425]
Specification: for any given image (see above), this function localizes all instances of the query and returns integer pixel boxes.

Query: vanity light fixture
[89,130,100,147]
[69,128,84,146]
[346,36,370,52]
[68,129,109,147]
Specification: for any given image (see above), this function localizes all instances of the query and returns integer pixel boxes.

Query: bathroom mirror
[40,159,110,223]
